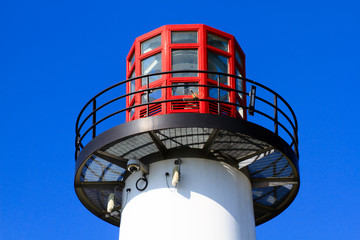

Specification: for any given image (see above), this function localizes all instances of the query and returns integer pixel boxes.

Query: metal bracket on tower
[172,159,181,186]
[248,85,256,116]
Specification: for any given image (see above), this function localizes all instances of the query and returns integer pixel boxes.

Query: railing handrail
[75,70,299,159]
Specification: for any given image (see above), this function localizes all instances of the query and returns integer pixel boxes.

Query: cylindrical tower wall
[119,158,256,240]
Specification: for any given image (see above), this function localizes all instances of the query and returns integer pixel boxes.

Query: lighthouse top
[74,24,300,228]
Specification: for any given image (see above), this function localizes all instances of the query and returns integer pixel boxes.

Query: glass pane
[236,68,243,100]
[141,35,161,54]
[209,87,229,102]
[235,50,244,69]
[130,107,135,120]
[141,53,162,86]
[129,71,136,99]
[130,71,136,91]
[207,51,228,85]
[172,49,198,77]
[171,31,197,43]
[141,89,162,103]
[172,82,198,96]
[207,33,228,52]
[129,52,135,68]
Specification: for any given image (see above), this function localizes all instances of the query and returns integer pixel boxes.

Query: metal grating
[212,130,270,160]
[81,156,125,182]
[83,188,122,215]
[156,128,213,149]
[105,133,158,159]
[248,150,293,178]
[253,185,293,207]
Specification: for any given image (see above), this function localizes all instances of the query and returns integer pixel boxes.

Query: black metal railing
[75,70,299,159]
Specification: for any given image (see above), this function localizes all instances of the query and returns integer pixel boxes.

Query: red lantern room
[126,24,247,121]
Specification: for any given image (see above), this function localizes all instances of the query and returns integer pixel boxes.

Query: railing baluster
[147,76,150,117]
[217,74,220,115]
[274,95,278,135]
[92,99,96,138]
[294,130,298,157]
[76,135,80,158]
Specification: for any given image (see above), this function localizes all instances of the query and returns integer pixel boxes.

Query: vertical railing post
[217,74,220,115]
[146,76,150,117]
[76,135,80,158]
[274,95,278,135]
[92,99,96,138]
[294,130,299,157]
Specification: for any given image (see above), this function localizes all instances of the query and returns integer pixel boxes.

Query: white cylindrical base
[119,158,256,240]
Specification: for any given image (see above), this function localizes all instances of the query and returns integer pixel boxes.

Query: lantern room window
[141,89,162,103]
[129,107,135,120]
[172,49,198,77]
[236,68,243,100]
[207,33,228,52]
[129,52,135,69]
[207,51,228,85]
[172,82,198,96]
[129,71,136,100]
[141,52,162,86]
[171,31,198,44]
[235,50,244,69]
[209,87,229,102]
[141,35,161,54]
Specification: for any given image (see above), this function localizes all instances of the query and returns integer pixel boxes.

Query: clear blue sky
[1,0,359,239]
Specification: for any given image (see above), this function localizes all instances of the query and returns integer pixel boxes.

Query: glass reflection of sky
[209,87,229,102]
[172,49,198,77]
[141,53,162,85]
[208,51,228,85]
[141,35,161,54]
[207,33,228,52]
[172,82,198,95]
[141,89,162,103]
[171,31,197,44]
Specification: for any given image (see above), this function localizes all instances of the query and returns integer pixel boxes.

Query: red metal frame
[126,24,246,122]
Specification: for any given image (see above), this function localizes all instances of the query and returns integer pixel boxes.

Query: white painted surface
[119,158,256,240]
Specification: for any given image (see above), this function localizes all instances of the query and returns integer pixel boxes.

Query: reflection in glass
[207,51,228,85]
[130,107,135,120]
[129,71,136,99]
[141,89,162,103]
[141,35,161,54]
[207,33,228,52]
[209,87,229,102]
[171,31,198,43]
[235,68,244,116]
[172,49,198,77]
[235,50,244,69]
[141,53,162,86]
[236,68,243,98]
[172,82,198,96]
[129,52,135,68]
